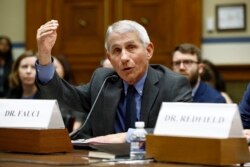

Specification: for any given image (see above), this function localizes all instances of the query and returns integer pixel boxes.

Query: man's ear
[106,51,110,59]
[106,51,113,66]
[146,42,154,60]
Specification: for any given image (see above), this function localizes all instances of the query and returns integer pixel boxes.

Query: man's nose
[121,50,129,61]
[179,62,186,69]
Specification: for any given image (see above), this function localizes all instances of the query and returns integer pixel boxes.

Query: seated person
[0,36,14,97]
[100,57,113,68]
[172,43,226,103]
[239,83,250,150]
[35,19,192,143]
[53,55,76,84]
[239,83,250,130]
[200,59,233,103]
[6,51,39,99]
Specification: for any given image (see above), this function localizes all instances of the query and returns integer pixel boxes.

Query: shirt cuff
[35,60,55,84]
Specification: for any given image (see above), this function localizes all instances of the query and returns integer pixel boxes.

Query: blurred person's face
[200,64,216,88]
[106,31,153,85]
[172,51,201,87]
[0,38,10,61]
[53,58,65,78]
[102,58,113,68]
[18,57,37,87]
[0,38,10,53]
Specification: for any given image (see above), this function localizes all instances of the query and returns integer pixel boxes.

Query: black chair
[62,114,75,133]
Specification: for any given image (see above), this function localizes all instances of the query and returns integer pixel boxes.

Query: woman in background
[200,59,233,103]
[0,36,13,97]
[54,55,75,84]
[6,51,39,99]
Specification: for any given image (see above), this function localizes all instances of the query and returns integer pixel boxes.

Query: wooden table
[0,149,243,167]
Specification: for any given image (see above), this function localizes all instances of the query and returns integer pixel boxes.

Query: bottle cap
[135,121,145,128]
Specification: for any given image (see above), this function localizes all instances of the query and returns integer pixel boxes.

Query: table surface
[0,149,245,167]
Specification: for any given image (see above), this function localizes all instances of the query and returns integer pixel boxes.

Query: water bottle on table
[130,121,147,160]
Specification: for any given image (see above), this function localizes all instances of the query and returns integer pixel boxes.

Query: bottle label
[131,140,146,151]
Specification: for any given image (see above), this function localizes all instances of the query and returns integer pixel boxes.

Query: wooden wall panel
[170,0,202,48]
[120,0,172,66]
[61,1,105,55]
[26,0,202,84]
[26,0,53,51]
[218,65,250,81]
[53,0,107,84]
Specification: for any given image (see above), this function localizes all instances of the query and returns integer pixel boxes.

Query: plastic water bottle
[130,121,147,160]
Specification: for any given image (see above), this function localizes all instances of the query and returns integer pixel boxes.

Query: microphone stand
[69,75,118,139]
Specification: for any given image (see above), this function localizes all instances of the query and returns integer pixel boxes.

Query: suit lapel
[140,67,159,125]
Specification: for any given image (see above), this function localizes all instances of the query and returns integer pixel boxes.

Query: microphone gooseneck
[69,74,118,139]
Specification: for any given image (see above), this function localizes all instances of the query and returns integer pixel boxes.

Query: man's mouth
[123,67,133,71]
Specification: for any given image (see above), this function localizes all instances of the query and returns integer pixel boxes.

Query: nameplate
[154,102,243,138]
[0,99,65,129]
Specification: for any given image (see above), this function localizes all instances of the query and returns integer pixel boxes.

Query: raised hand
[36,20,59,65]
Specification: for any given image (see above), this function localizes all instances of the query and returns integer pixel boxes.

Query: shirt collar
[192,79,200,97]
[123,71,148,96]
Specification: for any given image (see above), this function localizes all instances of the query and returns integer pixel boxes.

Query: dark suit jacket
[239,83,250,129]
[193,81,226,103]
[36,64,192,138]
[5,89,40,99]
[0,61,12,97]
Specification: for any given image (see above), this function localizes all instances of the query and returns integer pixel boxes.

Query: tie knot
[127,85,135,95]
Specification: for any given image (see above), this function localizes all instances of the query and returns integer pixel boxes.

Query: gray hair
[104,20,150,51]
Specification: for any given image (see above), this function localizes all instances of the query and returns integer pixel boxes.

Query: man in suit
[172,43,226,103]
[239,83,250,150]
[35,20,192,143]
[239,83,250,129]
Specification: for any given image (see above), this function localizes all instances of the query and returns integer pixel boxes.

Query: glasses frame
[172,60,199,68]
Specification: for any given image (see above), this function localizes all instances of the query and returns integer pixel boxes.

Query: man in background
[100,57,113,68]
[172,43,225,103]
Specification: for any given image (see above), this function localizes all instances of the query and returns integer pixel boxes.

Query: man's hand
[84,133,126,143]
[243,129,250,140]
[243,129,250,152]
[36,20,59,65]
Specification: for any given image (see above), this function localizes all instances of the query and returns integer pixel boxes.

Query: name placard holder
[0,99,72,153]
[0,128,72,153]
[146,103,250,165]
[146,135,249,166]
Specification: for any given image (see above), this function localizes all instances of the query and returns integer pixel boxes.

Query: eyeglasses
[172,60,198,68]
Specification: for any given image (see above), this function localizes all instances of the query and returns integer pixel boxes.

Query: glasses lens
[173,60,197,67]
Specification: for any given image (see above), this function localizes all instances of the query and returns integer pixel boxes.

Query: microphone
[69,74,119,139]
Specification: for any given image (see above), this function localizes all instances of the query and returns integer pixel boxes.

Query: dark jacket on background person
[5,89,40,99]
[193,81,226,103]
[239,83,250,129]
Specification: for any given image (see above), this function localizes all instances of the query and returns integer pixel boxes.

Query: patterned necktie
[125,85,137,131]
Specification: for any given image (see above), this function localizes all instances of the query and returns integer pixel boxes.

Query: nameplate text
[0,99,65,129]
[154,102,243,138]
